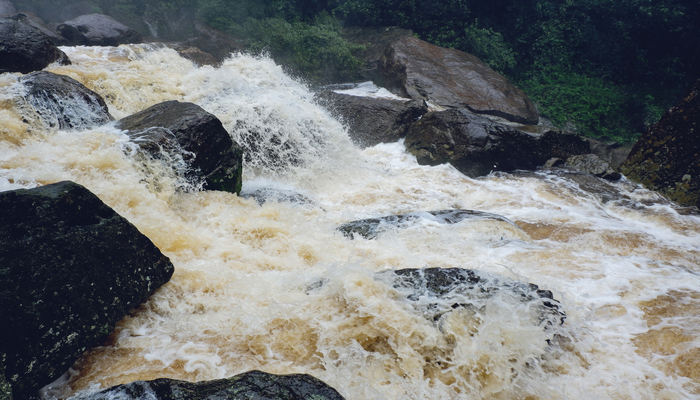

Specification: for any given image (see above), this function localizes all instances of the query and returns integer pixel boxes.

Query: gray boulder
[72,370,344,400]
[19,71,113,130]
[57,13,141,46]
[564,154,621,181]
[0,181,174,399]
[379,36,538,124]
[317,89,427,147]
[0,15,69,73]
[404,108,589,177]
[117,101,243,194]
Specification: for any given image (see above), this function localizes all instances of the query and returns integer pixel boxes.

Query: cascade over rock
[117,100,244,194]
[73,370,345,400]
[404,108,589,177]
[0,181,174,399]
[621,80,700,208]
[57,13,141,46]
[338,209,516,240]
[379,36,538,124]
[0,15,70,73]
[19,71,113,130]
[380,268,565,327]
[316,89,427,147]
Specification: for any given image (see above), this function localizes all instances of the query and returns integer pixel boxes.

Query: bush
[238,15,364,82]
[519,68,637,142]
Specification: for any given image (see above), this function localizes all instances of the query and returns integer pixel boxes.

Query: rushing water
[1,45,698,399]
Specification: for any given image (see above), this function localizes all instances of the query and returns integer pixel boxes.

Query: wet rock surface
[73,370,345,400]
[338,209,515,239]
[405,108,589,177]
[564,154,621,181]
[57,13,141,46]
[316,89,427,147]
[240,187,314,207]
[0,15,70,73]
[621,79,700,208]
[379,36,538,124]
[117,100,244,194]
[19,71,113,130]
[379,268,565,327]
[0,181,174,399]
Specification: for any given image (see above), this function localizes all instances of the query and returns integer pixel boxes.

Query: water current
[0,44,698,399]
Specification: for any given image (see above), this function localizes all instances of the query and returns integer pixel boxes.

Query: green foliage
[237,15,364,82]
[519,68,635,142]
[457,21,516,74]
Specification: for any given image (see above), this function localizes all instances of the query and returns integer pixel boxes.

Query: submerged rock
[379,268,565,327]
[0,15,70,73]
[73,370,344,400]
[57,13,141,46]
[404,108,589,177]
[338,209,515,239]
[379,36,538,124]
[316,89,427,147]
[240,187,314,207]
[19,71,113,130]
[621,80,700,208]
[0,181,174,399]
[117,100,244,194]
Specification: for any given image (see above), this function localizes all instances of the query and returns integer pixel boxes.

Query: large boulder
[621,80,700,208]
[338,209,516,240]
[317,89,427,147]
[19,71,113,130]
[57,14,141,46]
[404,108,589,177]
[0,15,69,73]
[73,370,345,400]
[0,0,15,17]
[0,181,174,399]
[117,101,243,194]
[379,36,538,124]
[379,268,565,327]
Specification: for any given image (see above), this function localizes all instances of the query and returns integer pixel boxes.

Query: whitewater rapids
[0,44,698,399]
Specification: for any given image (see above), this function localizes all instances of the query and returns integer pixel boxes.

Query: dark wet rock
[379,268,564,328]
[177,21,245,63]
[57,13,141,46]
[0,0,15,17]
[0,354,11,400]
[338,209,515,240]
[0,181,174,399]
[316,89,427,147]
[117,100,243,194]
[404,108,589,177]
[11,13,67,45]
[240,187,314,207]
[379,36,538,124]
[0,15,70,73]
[74,370,344,400]
[621,80,700,208]
[565,154,621,181]
[19,71,112,130]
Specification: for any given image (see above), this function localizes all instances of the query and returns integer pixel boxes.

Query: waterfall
[1,44,698,399]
